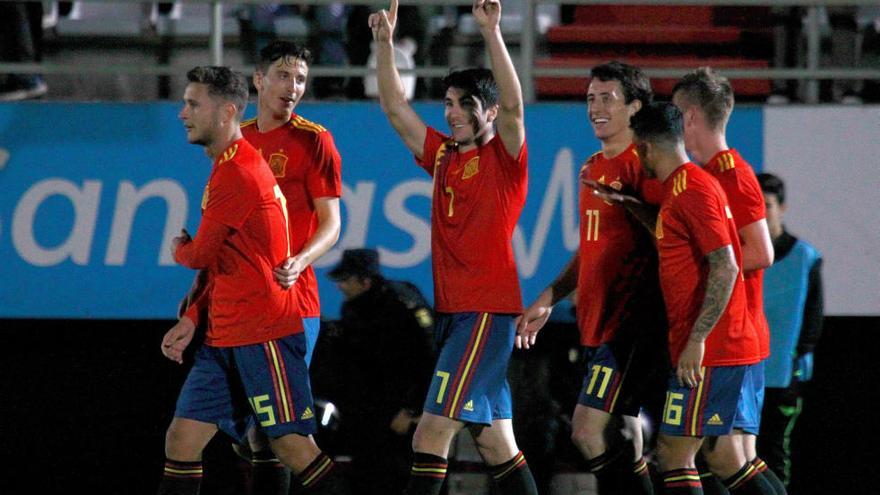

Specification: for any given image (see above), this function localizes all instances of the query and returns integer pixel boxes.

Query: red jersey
[416,127,527,313]
[241,114,342,318]
[705,149,770,359]
[177,138,301,347]
[576,145,664,346]
[655,162,760,366]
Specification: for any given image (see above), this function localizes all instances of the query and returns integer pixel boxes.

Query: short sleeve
[717,167,766,228]
[305,131,342,199]
[414,127,449,177]
[203,163,259,230]
[676,185,732,256]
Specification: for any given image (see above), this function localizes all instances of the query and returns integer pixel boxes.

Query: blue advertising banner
[0,101,762,319]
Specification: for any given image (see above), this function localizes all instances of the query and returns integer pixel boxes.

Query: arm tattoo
[549,253,579,305]
[691,245,738,342]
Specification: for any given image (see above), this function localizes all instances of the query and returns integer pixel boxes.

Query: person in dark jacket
[311,248,436,495]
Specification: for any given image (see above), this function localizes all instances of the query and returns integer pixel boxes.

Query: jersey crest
[267,150,288,177]
[461,157,480,180]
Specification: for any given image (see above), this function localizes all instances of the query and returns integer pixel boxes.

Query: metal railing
[1,0,878,102]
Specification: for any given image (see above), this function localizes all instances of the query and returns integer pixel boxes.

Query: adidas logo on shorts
[707,413,723,426]
[301,407,314,420]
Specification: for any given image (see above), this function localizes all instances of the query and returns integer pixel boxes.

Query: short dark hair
[757,172,786,205]
[441,68,499,108]
[590,61,653,106]
[630,102,684,148]
[186,66,249,120]
[257,40,313,74]
[672,67,734,130]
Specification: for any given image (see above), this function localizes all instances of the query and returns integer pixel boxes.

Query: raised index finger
[389,0,398,23]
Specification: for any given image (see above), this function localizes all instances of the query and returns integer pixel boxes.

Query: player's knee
[164,424,201,461]
[571,420,606,457]
[655,435,697,472]
[702,437,746,478]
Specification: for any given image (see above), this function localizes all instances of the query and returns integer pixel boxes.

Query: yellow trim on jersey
[717,152,736,172]
[290,115,327,133]
[240,117,258,129]
[672,169,688,196]
[267,341,292,422]
[448,313,489,416]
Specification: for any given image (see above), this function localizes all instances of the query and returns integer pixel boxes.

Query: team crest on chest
[461,157,480,180]
[268,151,288,177]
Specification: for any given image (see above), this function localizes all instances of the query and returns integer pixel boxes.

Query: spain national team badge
[268,152,288,177]
[461,157,480,180]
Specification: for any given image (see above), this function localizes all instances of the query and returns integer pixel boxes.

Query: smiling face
[444,87,497,149]
[254,56,308,122]
[587,78,640,143]
[179,83,222,148]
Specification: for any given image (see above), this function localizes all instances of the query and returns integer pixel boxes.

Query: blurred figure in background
[311,248,436,495]
[0,1,47,101]
[757,173,824,488]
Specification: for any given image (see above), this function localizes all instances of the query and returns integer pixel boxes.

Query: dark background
[2,316,876,494]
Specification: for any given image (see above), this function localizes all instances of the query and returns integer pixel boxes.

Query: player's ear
[253,71,264,92]
[629,99,642,116]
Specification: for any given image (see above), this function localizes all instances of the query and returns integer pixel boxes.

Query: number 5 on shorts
[249,394,277,427]
[435,370,451,404]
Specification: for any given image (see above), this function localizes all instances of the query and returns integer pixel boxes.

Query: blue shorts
[175,333,317,443]
[659,365,748,437]
[732,361,764,434]
[578,334,669,417]
[423,312,514,426]
[303,317,320,367]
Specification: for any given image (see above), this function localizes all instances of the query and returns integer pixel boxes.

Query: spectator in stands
[346,5,427,99]
[756,173,824,488]
[0,1,47,101]
[310,248,436,495]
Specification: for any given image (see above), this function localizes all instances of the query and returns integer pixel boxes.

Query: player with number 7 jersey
[177,137,301,347]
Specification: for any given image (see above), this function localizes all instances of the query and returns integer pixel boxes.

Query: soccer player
[672,68,783,495]
[158,66,347,495]
[757,172,824,488]
[369,1,538,494]
[517,61,664,495]
[239,39,343,494]
[179,41,343,494]
[628,102,765,495]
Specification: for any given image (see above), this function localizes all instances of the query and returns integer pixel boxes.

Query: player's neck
[693,132,728,165]
[206,127,244,161]
[599,131,632,159]
[655,151,690,182]
[457,126,495,153]
[256,108,292,133]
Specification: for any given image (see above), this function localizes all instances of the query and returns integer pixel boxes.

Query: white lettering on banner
[12,179,102,266]
[317,181,376,268]
[513,148,580,278]
[105,180,188,266]
[380,179,432,267]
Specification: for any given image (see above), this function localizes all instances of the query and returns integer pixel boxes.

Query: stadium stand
[536,6,775,100]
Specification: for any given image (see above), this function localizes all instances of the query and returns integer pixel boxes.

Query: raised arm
[738,219,774,272]
[369,0,427,159]
[473,0,524,157]
[676,244,739,387]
